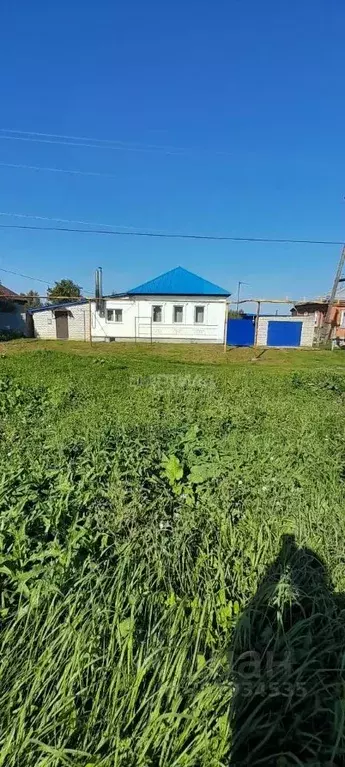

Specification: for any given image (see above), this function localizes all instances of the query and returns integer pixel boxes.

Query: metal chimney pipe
[98,266,103,298]
[95,268,100,299]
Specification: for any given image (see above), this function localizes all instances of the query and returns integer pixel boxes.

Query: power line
[0,266,93,294]
[0,127,138,144]
[0,128,183,151]
[0,266,50,284]
[0,221,343,246]
[0,161,119,179]
[0,127,236,157]
[0,211,343,245]
[0,211,165,234]
[0,131,184,156]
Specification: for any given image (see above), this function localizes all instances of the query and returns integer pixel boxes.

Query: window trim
[106,307,123,323]
[152,304,163,323]
[340,310,345,329]
[194,305,205,324]
[173,304,184,323]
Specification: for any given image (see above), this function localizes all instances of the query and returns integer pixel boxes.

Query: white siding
[32,297,227,344]
[68,305,90,340]
[92,296,227,343]
[92,298,136,340]
[300,316,315,347]
[32,304,89,340]
[257,316,314,347]
[256,318,269,347]
[33,310,56,339]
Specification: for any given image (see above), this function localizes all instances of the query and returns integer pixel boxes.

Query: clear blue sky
[0,0,345,305]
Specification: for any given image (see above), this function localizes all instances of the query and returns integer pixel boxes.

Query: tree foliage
[20,290,41,309]
[228,309,245,319]
[47,279,81,304]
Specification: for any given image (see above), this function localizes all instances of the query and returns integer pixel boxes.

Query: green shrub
[0,328,25,342]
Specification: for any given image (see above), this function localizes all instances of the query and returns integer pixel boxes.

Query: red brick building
[292,299,345,342]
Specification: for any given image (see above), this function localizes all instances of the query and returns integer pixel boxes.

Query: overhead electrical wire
[0,211,170,234]
[3,131,338,293]
[0,127,232,156]
[0,131,184,155]
[0,266,93,294]
[0,127,181,150]
[0,221,343,246]
[0,266,51,284]
[0,127,148,144]
[0,161,119,179]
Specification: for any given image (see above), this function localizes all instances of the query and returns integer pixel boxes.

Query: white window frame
[106,308,123,323]
[194,305,205,324]
[173,304,184,323]
[152,305,163,323]
[340,310,345,329]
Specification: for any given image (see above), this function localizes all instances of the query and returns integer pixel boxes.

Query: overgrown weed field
[1,342,345,766]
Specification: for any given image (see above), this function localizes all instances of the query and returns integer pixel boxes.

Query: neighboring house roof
[28,299,88,314]
[0,284,18,297]
[294,299,345,309]
[127,266,230,296]
[0,284,26,302]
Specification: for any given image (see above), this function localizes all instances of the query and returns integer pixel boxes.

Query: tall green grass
[1,354,345,764]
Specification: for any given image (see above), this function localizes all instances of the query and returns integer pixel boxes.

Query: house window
[194,306,205,324]
[107,308,123,322]
[173,305,183,323]
[341,311,345,328]
[152,305,162,323]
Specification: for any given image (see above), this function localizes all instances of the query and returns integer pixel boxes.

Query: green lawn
[1,342,345,765]
[2,336,345,369]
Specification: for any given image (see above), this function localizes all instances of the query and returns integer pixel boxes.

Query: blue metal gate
[267,321,302,347]
[227,318,255,346]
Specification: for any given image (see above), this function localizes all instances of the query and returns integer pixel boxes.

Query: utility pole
[320,245,345,344]
[236,281,249,313]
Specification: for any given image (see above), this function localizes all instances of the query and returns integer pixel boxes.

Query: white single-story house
[29,267,231,344]
[92,267,230,344]
[28,267,314,347]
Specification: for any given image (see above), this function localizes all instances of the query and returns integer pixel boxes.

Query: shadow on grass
[251,349,267,361]
[229,534,345,766]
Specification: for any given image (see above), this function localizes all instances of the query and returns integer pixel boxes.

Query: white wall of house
[92,296,227,343]
[31,302,315,347]
[32,310,56,339]
[68,304,90,340]
[32,304,90,340]
[256,315,314,347]
[32,297,227,343]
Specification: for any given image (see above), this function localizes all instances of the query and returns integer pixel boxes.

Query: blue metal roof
[28,299,88,314]
[127,267,230,296]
